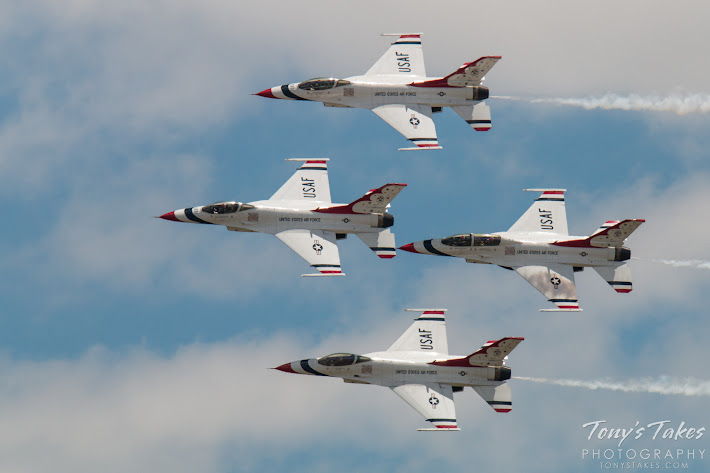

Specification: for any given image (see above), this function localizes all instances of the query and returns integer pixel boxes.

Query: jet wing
[365,34,426,78]
[274,229,343,276]
[391,383,459,431]
[269,159,331,203]
[387,309,447,354]
[508,189,568,236]
[514,264,581,311]
[371,104,440,150]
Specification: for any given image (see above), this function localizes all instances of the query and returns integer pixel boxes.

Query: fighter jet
[275,309,522,431]
[255,33,500,150]
[399,189,645,311]
[158,159,406,276]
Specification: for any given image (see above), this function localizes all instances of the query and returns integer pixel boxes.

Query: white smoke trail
[514,376,710,397]
[493,93,710,115]
[649,259,710,270]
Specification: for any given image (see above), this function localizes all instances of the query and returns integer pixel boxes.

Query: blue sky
[1,1,709,472]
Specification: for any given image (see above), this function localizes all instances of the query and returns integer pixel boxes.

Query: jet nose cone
[273,362,296,373]
[254,88,278,99]
[398,243,418,253]
[157,211,180,222]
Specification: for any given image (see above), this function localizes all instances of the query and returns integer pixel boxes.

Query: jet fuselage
[402,231,631,269]
[276,351,509,389]
[162,199,393,235]
[260,77,489,109]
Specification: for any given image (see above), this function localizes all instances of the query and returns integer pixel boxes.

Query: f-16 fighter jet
[399,189,645,311]
[275,309,523,431]
[255,33,500,150]
[158,159,406,276]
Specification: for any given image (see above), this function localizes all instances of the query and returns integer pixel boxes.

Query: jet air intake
[378,213,394,228]
[469,86,489,101]
[614,247,631,262]
[487,366,511,381]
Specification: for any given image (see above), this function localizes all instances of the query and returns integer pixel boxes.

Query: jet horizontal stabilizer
[380,32,423,36]
[404,308,448,313]
[523,188,567,193]
[539,308,583,312]
[398,146,443,151]
[417,428,461,432]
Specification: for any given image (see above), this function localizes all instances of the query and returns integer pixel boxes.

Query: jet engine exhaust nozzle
[378,213,394,228]
[471,86,489,101]
[489,366,511,381]
[615,247,631,262]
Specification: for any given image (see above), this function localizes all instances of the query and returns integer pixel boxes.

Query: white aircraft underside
[400,189,645,311]
[275,309,523,431]
[159,159,406,276]
[255,33,500,150]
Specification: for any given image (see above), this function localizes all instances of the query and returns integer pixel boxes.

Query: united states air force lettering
[395,369,438,375]
[419,328,433,350]
[279,217,321,222]
[302,177,316,198]
[374,91,417,97]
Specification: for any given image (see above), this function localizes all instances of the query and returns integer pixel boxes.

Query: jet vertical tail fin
[410,56,501,88]
[587,219,645,247]
[593,263,633,293]
[552,219,646,249]
[356,229,396,259]
[465,337,524,365]
[442,56,501,86]
[592,220,620,236]
[430,337,524,367]
[314,183,407,215]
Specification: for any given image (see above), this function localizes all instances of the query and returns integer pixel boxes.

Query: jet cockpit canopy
[317,353,371,366]
[202,201,255,215]
[298,78,351,91]
[441,233,502,247]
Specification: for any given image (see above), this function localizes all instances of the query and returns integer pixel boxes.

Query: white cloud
[2,0,708,196]
[0,313,707,473]
[1,1,709,471]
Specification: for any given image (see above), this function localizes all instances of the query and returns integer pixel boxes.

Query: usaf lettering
[301,177,316,198]
[419,328,433,350]
[396,52,411,73]
[538,208,553,230]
